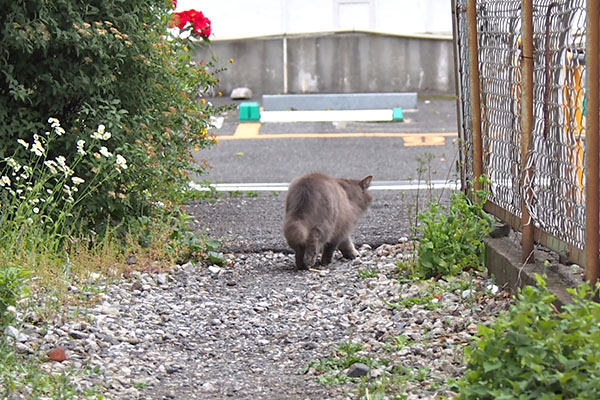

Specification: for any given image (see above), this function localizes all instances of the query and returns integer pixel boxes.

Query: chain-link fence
[453,0,593,268]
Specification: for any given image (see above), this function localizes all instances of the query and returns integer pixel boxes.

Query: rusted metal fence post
[585,0,600,286]
[467,0,483,192]
[521,0,535,264]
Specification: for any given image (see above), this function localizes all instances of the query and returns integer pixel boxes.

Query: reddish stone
[47,347,67,362]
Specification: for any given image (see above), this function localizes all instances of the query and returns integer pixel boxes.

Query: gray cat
[283,173,373,270]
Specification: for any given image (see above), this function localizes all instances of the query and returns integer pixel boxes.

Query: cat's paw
[342,248,359,259]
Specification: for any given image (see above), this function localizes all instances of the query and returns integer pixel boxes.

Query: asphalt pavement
[188,96,461,253]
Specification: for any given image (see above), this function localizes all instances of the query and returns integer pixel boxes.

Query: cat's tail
[303,228,321,268]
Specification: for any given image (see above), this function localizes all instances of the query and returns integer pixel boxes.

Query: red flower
[172,9,211,38]
[171,0,177,9]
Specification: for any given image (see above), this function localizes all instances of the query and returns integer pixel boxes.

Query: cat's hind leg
[338,237,359,259]
[303,228,321,268]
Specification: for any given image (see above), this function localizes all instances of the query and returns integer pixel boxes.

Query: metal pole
[283,35,288,94]
[585,0,600,286]
[451,0,468,191]
[467,0,483,192]
[521,0,535,264]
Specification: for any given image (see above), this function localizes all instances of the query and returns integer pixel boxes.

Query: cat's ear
[359,175,373,190]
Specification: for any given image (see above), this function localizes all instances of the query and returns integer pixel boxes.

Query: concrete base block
[262,92,418,111]
[485,237,583,308]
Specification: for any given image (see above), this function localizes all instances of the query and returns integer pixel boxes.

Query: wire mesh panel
[477,0,524,217]
[525,0,586,248]
[453,0,589,253]
[454,0,474,186]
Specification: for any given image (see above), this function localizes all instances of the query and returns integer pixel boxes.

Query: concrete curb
[485,237,583,308]
[262,92,418,111]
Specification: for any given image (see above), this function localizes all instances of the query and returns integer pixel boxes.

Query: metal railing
[453,0,599,284]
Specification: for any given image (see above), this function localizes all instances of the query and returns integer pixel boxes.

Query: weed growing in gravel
[305,342,368,384]
[357,268,379,279]
[413,177,493,279]
[387,334,414,352]
[305,340,445,399]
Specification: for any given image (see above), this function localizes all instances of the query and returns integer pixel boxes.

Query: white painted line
[260,109,394,123]
[189,180,459,192]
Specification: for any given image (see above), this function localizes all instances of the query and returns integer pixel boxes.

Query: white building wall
[176,0,452,40]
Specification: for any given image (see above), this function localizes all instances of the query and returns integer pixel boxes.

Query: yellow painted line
[233,122,261,138]
[403,135,448,147]
[219,131,457,145]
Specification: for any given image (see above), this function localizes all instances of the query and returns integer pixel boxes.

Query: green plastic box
[240,102,261,121]
[392,107,404,122]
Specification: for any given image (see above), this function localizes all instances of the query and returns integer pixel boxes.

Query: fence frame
[454,0,600,286]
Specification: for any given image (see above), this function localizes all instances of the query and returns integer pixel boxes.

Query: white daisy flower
[91,131,103,140]
[44,160,58,174]
[99,146,112,158]
[115,154,128,170]
[17,139,29,149]
[31,140,45,156]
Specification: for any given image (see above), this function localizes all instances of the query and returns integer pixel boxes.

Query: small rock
[208,266,221,274]
[98,305,120,316]
[126,336,141,345]
[303,342,318,350]
[347,362,369,377]
[68,330,88,340]
[47,347,68,362]
[4,325,19,340]
[486,284,499,294]
[16,343,34,354]
[462,289,475,299]
[157,273,168,285]
[230,87,252,100]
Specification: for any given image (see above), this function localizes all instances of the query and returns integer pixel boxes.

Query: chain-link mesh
[454,0,474,185]
[525,0,586,248]
[454,0,588,250]
[477,0,524,217]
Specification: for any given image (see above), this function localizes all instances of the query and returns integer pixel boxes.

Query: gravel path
[7,241,511,399]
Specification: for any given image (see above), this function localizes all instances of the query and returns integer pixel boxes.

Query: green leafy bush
[458,275,600,399]
[415,185,493,278]
[0,0,229,233]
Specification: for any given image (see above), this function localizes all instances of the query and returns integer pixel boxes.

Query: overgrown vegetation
[0,0,229,312]
[0,0,230,396]
[1,0,233,234]
[413,176,493,279]
[458,275,600,399]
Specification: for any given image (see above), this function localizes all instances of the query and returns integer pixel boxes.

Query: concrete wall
[193,31,455,96]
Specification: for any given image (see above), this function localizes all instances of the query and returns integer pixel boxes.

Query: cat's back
[285,173,341,217]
